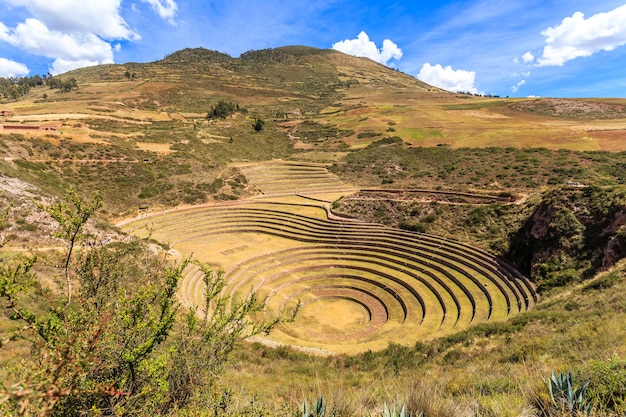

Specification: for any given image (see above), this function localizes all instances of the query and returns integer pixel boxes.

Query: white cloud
[4,0,139,40]
[1,18,114,74]
[0,58,29,77]
[0,0,177,75]
[537,5,626,66]
[332,31,402,65]
[522,51,535,64]
[50,58,103,75]
[417,63,481,94]
[141,0,178,24]
[511,79,526,93]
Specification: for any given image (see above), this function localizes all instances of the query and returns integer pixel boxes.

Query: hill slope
[2,46,626,215]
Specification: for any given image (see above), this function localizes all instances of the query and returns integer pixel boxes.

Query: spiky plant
[545,371,593,415]
[302,395,324,417]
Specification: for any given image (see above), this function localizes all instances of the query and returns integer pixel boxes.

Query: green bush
[253,117,265,131]
[398,220,427,233]
[207,99,240,119]
[582,270,620,292]
[0,189,279,415]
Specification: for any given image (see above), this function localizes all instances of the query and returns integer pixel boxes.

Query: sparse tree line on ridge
[0,74,78,101]
[456,90,501,98]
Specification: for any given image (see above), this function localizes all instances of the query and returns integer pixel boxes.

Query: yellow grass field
[119,162,535,354]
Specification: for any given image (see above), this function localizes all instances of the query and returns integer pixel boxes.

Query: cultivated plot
[120,162,535,354]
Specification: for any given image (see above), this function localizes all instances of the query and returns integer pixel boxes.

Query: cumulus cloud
[332,31,402,65]
[522,51,535,64]
[141,0,178,24]
[417,63,481,94]
[4,0,139,40]
[537,5,626,66]
[0,18,115,74]
[0,0,178,74]
[0,58,29,77]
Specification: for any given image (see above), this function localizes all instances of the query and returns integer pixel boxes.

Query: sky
[1,0,626,98]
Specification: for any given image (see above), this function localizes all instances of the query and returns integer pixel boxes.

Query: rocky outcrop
[508,186,626,289]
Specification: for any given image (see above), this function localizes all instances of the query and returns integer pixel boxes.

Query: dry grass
[135,142,175,154]
[5,53,626,160]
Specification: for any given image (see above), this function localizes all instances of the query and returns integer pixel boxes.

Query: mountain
[62,46,435,115]
[41,46,626,154]
[0,45,624,213]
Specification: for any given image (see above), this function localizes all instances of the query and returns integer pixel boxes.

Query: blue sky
[1,0,626,97]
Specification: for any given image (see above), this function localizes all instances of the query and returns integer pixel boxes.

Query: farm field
[120,161,535,354]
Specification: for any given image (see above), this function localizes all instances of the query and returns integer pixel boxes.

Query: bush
[207,99,240,119]
[0,189,279,415]
[398,220,427,233]
[253,117,265,131]
[366,136,403,148]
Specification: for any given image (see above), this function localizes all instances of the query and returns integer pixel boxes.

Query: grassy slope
[222,262,626,416]
[2,47,626,215]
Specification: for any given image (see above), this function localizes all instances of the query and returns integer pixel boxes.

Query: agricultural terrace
[120,161,535,354]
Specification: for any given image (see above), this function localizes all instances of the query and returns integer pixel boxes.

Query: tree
[206,100,239,119]
[46,77,78,92]
[0,240,185,416]
[166,265,279,411]
[61,78,78,92]
[0,188,282,416]
[44,185,102,304]
[253,116,265,132]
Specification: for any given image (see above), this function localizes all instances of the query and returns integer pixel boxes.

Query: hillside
[1,46,626,416]
[1,46,626,215]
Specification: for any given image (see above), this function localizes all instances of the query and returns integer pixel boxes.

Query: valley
[1,47,626,416]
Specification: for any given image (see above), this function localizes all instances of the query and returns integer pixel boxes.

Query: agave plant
[302,395,324,417]
[381,402,423,417]
[545,371,593,415]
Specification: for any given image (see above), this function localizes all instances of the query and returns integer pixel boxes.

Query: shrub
[0,189,279,415]
[398,220,427,233]
[366,136,403,148]
[253,117,265,131]
[543,371,592,415]
[207,99,240,119]
[582,270,620,292]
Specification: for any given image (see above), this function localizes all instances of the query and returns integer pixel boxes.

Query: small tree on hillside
[207,100,239,119]
[253,116,265,132]
[61,78,78,92]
